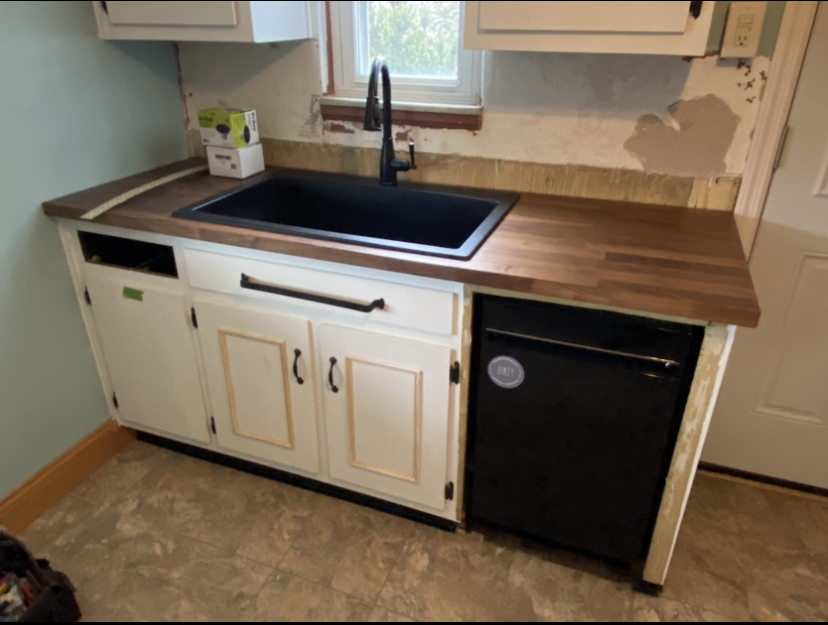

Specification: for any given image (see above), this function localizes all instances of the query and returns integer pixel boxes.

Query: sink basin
[173,169,518,260]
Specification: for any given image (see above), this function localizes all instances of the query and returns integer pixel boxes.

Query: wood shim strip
[80,165,208,221]
[643,324,737,586]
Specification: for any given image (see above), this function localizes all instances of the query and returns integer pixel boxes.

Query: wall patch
[624,94,740,178]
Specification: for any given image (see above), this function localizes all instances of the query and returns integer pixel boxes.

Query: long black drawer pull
[486,328,679,369]
[328,357,339,393]
[293,349,304,385]
[241,274,385,313]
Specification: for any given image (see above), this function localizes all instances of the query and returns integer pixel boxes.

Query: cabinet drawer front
[184,249,458,336]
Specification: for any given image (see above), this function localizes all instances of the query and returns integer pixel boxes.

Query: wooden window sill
[320,97,483,131]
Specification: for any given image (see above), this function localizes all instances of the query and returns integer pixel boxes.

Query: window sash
[330,1,482,106]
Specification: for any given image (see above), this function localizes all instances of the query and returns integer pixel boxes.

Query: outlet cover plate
[721,1,768,59]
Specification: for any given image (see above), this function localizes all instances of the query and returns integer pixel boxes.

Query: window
[328,1,482,107]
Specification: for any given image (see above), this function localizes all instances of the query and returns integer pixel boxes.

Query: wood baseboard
[0,421,135,535]
[698,463,828,503]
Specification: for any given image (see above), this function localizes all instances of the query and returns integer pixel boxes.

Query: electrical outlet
[721,2,768,59]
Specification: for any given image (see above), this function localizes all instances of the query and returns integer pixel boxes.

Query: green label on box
[123,287,143,302]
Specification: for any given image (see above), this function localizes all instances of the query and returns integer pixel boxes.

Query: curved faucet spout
[362,56,417,186]
[363,56,388,132]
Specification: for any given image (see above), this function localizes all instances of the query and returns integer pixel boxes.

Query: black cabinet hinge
[84,288,92,305]
[191,307,199,329]
[112,393,119,409]
[445,482,455,501]
[690,1,703,18]
[210,417,217,435]
[450,362,460,385]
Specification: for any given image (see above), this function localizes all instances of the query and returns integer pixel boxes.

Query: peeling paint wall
[178,35,773,180]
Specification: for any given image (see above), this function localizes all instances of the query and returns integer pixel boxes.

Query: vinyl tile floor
[17,441,828,622]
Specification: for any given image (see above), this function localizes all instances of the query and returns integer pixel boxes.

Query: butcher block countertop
[43,159,760,328]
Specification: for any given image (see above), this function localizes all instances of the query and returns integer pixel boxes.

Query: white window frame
[328,1,482,106]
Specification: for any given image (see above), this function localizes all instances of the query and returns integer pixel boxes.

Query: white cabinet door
[195,300,320,475]
[87,275,210,443]
[93,1,312,43]
[464,1,716,56]
[320,325,454,512]
[478,1,692,34]
[105,1,238,27]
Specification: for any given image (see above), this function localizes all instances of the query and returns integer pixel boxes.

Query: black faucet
[363,56,417,186]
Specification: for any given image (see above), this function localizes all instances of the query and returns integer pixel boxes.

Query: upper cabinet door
[87,274,210,444]
[464,1,716,56]
[105,1,238,27]
[195,300,320,475]
[479,2,692,34]
[320,325,454,512]
[93,1,312,43]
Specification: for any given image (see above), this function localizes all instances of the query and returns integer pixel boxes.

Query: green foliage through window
[364,1,460,78]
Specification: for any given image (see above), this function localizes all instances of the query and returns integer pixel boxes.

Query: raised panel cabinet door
[86,275,210,443]
[195,300,320,475]
[105,1,238,27]
[478,1,692,34]
[320,325,453,512]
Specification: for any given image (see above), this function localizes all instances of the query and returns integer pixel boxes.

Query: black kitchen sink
[173,169,519,260]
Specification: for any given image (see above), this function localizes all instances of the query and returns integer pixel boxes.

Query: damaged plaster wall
[625,94,742,178]
[177,39,771,179]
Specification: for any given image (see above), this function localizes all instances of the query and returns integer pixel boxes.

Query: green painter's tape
[123,287,143,302]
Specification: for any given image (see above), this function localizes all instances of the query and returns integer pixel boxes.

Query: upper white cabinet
[93,1,313,43]
[464,1,716,56]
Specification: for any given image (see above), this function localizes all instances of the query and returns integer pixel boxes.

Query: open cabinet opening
[78,231,178,278]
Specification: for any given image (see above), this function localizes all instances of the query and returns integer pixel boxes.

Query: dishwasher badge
[488,356,525,389]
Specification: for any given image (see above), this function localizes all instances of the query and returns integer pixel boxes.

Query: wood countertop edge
[42,161,761,329]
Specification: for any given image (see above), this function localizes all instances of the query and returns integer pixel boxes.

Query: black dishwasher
[466,295,704,567]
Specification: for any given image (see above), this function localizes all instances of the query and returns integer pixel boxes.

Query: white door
[320,325,454,512]
[105,1,238,27]
[195,300,320,475]
[87,275,210,443]
[703,4,828,489]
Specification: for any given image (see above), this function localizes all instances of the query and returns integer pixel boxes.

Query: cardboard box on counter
[207,144,265,180]
[199,108,259,149]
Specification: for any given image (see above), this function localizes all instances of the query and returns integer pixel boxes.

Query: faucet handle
[408,141,418,170]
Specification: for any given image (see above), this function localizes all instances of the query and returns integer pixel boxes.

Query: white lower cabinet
[195,300,320,475]
[319,324,454,512]
[68,227,462,520]
[86,274,210,444]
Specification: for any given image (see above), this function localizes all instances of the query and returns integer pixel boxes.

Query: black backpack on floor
[0,533,81,623]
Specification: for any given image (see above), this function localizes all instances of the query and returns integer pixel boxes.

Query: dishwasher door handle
[485,328,679,370]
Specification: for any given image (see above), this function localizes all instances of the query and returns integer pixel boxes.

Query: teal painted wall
[708,1,788,56]
[0,1,186,499]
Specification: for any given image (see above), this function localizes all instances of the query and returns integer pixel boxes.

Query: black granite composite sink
[174,169,519,260]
